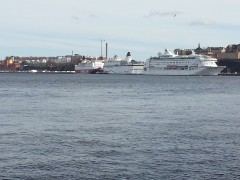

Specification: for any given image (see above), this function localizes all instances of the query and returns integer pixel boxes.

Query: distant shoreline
[0,71,75,74]
[1,71,240,76]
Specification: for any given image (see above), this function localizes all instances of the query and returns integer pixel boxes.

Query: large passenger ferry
[75,60,104,74]
[103,52,144,74]
[143,49,225,76]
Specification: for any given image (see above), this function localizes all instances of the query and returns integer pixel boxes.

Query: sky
[0,0,240,61]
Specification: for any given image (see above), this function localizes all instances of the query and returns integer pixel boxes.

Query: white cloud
[71,16,80,20]
[144,10,181,18]
[89,14,97,18]
[190,20,216,26]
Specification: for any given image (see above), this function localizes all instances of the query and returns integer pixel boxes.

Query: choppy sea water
[0,73,240,179]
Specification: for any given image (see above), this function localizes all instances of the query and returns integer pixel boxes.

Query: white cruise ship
[143,49,225,76]
[103,52,144,74]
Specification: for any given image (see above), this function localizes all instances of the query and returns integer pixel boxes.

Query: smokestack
[126,52,131,57]
[125,52,132,63]
[106,43,108,60]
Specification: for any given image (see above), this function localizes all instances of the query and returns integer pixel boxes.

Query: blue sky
[0,0,240,60]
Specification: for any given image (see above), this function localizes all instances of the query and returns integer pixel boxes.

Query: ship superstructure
[103,52,144,74]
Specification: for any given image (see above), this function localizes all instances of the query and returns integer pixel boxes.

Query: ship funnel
[125,52,132,63]
[126,52,131,57]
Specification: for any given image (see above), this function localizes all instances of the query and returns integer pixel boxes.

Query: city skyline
[1,0,240,60]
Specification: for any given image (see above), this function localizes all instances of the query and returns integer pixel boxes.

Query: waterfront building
[194,44,225,58]
[217,44,240,74]
[174,44,225,59]
[218,44,240,60]
[174,49,193,55]
[0,56,20,71]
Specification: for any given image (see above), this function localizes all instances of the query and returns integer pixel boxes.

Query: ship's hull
[104,65,144,74]
[75,61,104,74]
[75,67,104,74]
[143,66,225,76]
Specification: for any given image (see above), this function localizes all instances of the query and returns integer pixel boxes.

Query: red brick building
[0,57,20,71]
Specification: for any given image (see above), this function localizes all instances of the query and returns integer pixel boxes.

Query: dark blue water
[1,73,240,179]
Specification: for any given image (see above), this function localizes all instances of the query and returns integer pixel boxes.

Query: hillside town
[1,44,240,74]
